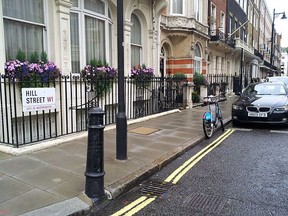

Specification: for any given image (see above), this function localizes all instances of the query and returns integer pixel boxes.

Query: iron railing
[206,74,234,96]
[0,74,186,147]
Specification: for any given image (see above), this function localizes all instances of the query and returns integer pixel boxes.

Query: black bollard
[84,106,106,202]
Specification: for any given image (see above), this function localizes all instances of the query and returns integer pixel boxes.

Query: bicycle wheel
[203,119,214,138]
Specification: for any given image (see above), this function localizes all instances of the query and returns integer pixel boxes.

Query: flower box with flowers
[81,63,117,98]
[4,60,61,89]
[130,65,154,88]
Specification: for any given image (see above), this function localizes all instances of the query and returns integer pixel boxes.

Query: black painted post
[84,106,106,202]
[116,0,127,160]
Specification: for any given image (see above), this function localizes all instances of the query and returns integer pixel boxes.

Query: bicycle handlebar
[202,95,227,105]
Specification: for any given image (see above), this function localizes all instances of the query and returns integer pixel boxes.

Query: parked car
[265,76,288,86]
[232,82,288,126]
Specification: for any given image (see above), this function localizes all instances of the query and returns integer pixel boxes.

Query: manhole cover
[141,181,173,197]
[182,192,227,214]
[129,127,160,135]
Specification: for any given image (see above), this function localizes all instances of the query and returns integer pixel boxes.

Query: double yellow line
[164,128,235,184]
[112,128,235,216]
[111,196,156,216]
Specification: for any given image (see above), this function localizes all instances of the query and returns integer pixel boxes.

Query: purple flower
[81,64,117,80]
[130,65,154,80]
[4,59,61,82]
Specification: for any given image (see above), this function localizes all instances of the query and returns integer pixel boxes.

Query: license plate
[248,112,267,117]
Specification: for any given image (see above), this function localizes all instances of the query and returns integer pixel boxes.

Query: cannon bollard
[84,106,106,202]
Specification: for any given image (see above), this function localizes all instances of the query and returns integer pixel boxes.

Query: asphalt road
[89,124,288,216]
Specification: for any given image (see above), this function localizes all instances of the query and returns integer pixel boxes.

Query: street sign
[22,88,56,112]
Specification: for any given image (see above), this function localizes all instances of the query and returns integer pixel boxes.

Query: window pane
[108,9,111,19]
[84,0,105,15]
[194,0,200,21]
[3,0,44,24]
[85,16,105,63]
[4,19,43,60]
[131,13,142,67]
[71,0,78,7]
[131,45,141,67]
[194,45,201,57]
[172,0,183,14]
[131,14,141,45]
[71,13,80,73]
[194,61,201,73]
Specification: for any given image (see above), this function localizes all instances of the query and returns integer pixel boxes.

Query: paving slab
[0,176,33,203]
[0,157,44,176]
[0,189,63,216]
[0,96,236,216]
[13,166,80,190]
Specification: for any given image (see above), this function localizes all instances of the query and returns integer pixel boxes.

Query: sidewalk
[0,95,236,216]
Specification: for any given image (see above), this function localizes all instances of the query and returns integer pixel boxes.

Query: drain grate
[141,181,173,197]
[182,192,227,214]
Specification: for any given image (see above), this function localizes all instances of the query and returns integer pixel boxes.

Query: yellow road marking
[164,129,233,183]
[111,128,235,215]
[124,197,156,216]
[172,129,235,184]
[111,196,148,216]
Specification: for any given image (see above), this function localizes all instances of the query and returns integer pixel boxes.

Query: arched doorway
[160,46,166,78]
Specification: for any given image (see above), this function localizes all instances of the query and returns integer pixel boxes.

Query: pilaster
[124,20,132,76]
[0,0,5,73]
[54,0,73,74]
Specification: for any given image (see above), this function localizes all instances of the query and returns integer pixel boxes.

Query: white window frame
[130,13,143,68]
[70,0,112,73]
[210,3,216,26]
[229,15,233,35]
[220,12,225,32]
[194,0,202,22]
[194,44,202,74]
[2,0,48,61]
[171,0,185,16]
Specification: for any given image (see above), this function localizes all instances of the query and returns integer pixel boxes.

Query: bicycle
[202,94,226,138]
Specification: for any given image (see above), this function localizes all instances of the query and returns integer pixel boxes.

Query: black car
[232,82,288,126]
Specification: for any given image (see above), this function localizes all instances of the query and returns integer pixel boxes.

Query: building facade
[281,48,288,76]
[1,0,167,76]
[159,0,209,82]
[208,0,234,78]
[0,0,168,145]
[0,0,286,145]
[1,0,284,83]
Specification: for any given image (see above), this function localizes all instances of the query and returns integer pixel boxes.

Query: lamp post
[269,9,287,75]
[116,0,127,160]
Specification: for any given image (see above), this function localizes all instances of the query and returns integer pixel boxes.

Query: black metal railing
[0,74,186,147]
[210,28,226,42]
[206,74,234,96]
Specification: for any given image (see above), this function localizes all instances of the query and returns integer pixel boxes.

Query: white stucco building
[0,0,167,76]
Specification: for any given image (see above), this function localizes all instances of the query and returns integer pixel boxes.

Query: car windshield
[268,77,288,85]
[243,84,287,97]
